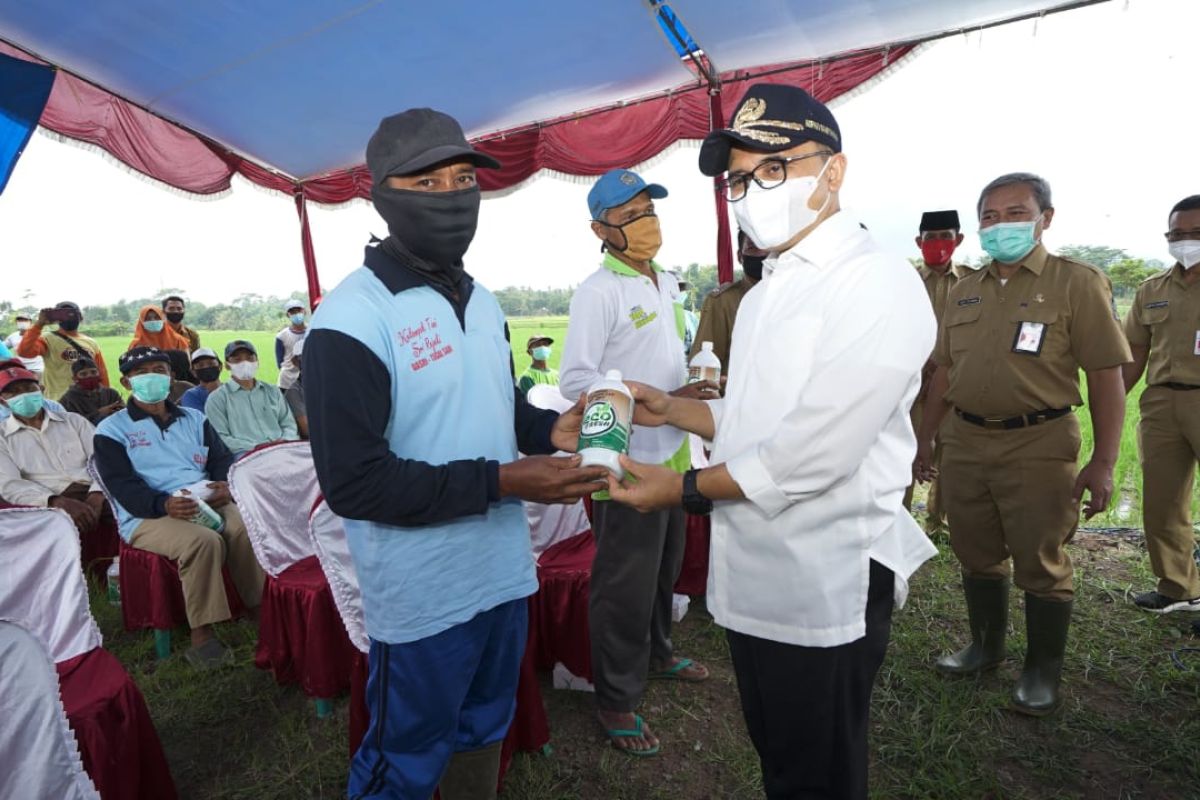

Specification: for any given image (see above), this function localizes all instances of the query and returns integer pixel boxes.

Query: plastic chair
[229,442,353,717]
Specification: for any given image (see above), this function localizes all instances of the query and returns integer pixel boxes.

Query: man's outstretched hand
[499,455,608,504]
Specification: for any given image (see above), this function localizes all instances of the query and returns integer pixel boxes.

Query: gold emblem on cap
[730,97,839,146]
[619,173,637,185]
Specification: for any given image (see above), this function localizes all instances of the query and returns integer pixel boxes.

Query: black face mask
[371,184,480,293]
[194,366,221,383]
[742,255,765,281]
[59,317,80,332]
[165,312,184,324]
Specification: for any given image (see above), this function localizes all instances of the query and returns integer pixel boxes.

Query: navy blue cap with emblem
[118,346,171,375]
[587,168,668,221]
[699,83,842,177]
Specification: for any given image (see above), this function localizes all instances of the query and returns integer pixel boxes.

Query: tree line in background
[0,245,1167,333]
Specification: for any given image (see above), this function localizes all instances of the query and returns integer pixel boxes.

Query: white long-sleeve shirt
[560,254,689,468]
[707,211,938,647]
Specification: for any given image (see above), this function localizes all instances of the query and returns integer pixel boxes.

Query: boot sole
[1009,700,1058,717]
[934,659,1005,676]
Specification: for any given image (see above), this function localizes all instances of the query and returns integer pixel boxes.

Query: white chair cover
[0,621,101,800]
[528,383,574,414]
[307,499,369,654]
[228,442,322,577]
[0,507,102,663]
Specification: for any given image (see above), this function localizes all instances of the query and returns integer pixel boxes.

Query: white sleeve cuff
[726,449,790,519]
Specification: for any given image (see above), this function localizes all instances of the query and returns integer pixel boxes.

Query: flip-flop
[605,714,659,757]
[650,657,709,682]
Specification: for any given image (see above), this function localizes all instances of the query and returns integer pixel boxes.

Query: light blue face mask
[979,217,1041,264]
[129,372,171,404]
[531,346,552,361]
[143,319,165,333]
[6,390,44,418]
[290,313,306,326]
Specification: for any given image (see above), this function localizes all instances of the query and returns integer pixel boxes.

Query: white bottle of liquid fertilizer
[577,369,635,479]
[688,341,722,386]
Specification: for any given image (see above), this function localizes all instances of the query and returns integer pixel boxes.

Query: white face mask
[16,322,30,332]
[230,361,259,381]
[1169,239,1200,270]
[732,158,833,251]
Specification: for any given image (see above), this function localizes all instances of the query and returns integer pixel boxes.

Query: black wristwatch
[681,468,713,516]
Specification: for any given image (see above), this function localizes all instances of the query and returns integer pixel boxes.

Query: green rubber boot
[1012,594,1072,716]
[935,575,1009,675]
[438,741,502,800]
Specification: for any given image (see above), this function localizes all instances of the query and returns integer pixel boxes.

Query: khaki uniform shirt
[934,245,1131,417]
[690,277,756,374]
[1123,264,1200,386]
[918,263,970,326]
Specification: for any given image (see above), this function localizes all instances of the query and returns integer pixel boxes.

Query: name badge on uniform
[1194,330,1200,356]
[1013,321,1046,356]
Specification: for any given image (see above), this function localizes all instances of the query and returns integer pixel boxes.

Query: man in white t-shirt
[274,300,307,391]
[560,168,719,757]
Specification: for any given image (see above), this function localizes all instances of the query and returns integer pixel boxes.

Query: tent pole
[708,88,734,285]
[293,187,321,309]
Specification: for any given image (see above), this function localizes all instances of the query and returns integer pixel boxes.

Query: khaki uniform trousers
[129,504,264,628]
[903,401,946,527]
[1138,386,1200,599]
[940,412,1081,601]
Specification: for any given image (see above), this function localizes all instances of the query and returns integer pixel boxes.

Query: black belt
[955,407,1071,430]
[1160,382,1200,391]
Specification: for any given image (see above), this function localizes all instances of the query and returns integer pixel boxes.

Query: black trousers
[726,560,895,800]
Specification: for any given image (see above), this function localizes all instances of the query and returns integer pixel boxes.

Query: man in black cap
[903,210,969,529]
[304,108,606,799]
[17,301,108,401]
[604,83,937,799]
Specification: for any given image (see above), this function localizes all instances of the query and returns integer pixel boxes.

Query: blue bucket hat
[587,169,668,221]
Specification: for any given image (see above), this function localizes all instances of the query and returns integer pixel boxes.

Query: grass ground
[91,528,1200,800]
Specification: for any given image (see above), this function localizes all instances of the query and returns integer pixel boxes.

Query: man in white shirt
[275,300,307,391]
[606,85,937,798]
[560,168,719,756]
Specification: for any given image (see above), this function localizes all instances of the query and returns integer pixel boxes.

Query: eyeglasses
[716,151,833,202]
[1165,229,1200,242]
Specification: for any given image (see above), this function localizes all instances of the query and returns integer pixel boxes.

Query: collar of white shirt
[767,210,865,274]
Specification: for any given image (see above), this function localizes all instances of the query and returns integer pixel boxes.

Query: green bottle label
[577,389,632,454]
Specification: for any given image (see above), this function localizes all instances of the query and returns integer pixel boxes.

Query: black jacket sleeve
[303,329,499,527]
[92,434,170,518]
[203,421,236,481]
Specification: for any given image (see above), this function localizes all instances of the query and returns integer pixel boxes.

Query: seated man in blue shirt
[305,109,607,800]
[179,348,223,412]
[93,346,264,668]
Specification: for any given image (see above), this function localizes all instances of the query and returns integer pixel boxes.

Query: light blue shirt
[204,379,297,456]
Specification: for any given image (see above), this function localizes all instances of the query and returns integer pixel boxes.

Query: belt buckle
[983,417,1007,430]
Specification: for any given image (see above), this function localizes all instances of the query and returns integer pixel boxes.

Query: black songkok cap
[919,210,960,232]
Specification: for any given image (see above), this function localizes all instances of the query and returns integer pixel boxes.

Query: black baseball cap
[224,340,257,360]
[118,346,170,375]
[699,84,842,177]
[366,109,501,185]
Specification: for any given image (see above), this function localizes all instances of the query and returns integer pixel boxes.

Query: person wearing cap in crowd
[180,348,223,412]
[17,302,108,402]
[0,359,109,536]
[560,168,717,757]
[902,210,970,531]
[283,336,308,439]
[275,300,307,392]
[58,357,124,425]
[603,84,937,797]
[1120,194,1200,614]
[516,334,559,395]
[915,173,1130,715]
[205,340,297,457]
[304,108,606,799]
[690,229,768,376]
[4,314,44,380]
[162,296,201,352]
[128,304,190,354]
[93,346,263,668]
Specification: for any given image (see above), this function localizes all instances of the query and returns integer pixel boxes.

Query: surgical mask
[129,373,171,404]
[532,346,552,361]
[165,312,184,324]
[76,376,102,391]
[604,214,662,262]
[979,218,1041,264]
[733,159,832,250]
[742,255,765,281]
[6,391,44,418]
[289,313,306,326]
[1169,240,1200,270]
[58,317,80,332]
[920,238,957,267]
[230,361,259,381]
[194,366,221,383]
[16,321,30,332]
[143,320,164,333]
